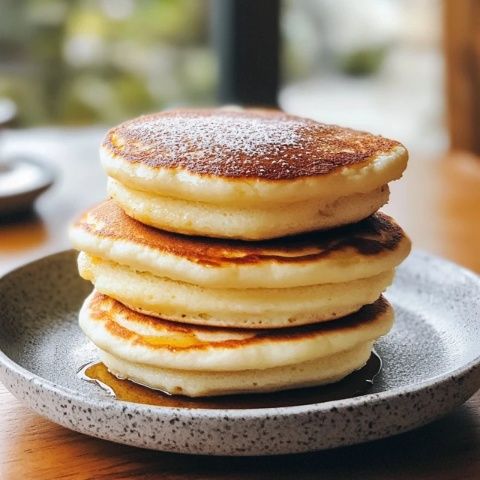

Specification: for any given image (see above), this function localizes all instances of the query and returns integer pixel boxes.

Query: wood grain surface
[1,129,479,480]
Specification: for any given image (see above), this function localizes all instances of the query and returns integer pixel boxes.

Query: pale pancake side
[108,178,389,240]
[70,200,411,288]
[79,292,394,371]
[99,342,373,397]
[78,252,394,328]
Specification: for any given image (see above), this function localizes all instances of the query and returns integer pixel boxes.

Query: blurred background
[0,0,444,150]
[1,0,479,272]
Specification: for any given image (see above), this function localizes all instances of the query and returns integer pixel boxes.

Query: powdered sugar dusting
[137,115,301,155]
[104,109,402,180]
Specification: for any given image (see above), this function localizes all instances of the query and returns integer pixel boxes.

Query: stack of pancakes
[71,108,411,397]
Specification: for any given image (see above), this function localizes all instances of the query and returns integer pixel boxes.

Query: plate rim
[1,248,480,420]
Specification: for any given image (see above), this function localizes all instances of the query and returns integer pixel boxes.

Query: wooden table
[1,129,479,480]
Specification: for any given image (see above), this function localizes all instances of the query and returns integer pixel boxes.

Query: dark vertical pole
[213,0,280,107]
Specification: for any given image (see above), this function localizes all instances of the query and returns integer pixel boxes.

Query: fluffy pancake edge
[70,200,411,288]
[79,291,394,371]
[77,252,394,328]
[101,144,407,206]
[98,341,374,397]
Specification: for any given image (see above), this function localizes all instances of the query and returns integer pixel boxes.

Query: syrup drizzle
[78,352,382,410]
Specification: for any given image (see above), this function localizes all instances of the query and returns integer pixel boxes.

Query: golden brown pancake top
[75,200,406,266]
[103,109,402,180]
[89,292,389,352]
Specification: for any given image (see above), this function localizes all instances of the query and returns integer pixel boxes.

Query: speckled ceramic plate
[0,250,479,456]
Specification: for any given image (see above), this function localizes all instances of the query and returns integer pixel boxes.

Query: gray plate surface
[0,250,479,455]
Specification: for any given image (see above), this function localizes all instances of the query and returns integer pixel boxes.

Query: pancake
[70,200,411,289]
[79,292,393,396]
[98,343,373,397]
[107,178,390,240]
[77,252,394,328]
[101,108,407,238]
